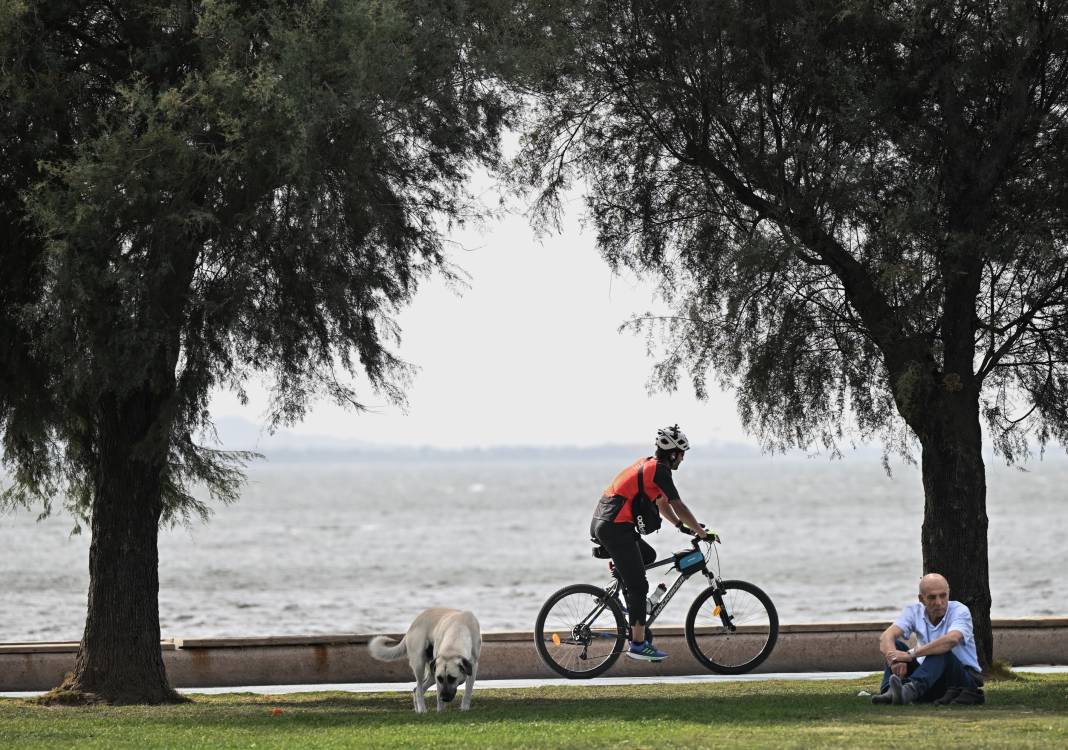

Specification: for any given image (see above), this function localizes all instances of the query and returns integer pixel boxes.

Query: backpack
[632,460,662,535]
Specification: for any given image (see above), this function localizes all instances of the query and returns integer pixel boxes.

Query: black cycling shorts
[590,517,656,628]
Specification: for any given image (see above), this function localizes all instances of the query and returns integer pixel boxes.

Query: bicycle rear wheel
[534,583,627,679]
[685,579,778,674]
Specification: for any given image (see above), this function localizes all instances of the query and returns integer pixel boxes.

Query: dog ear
[459,658,472,676]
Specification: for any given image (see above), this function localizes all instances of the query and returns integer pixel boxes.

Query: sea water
[1,456,1065,641]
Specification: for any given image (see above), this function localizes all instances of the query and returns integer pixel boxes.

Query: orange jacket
[601,458,667,525]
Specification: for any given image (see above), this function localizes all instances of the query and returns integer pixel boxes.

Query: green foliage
[515,0,1068,462]
[2,675,1068,749]
[0,1,511,519]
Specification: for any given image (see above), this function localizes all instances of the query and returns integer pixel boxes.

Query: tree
[0,0,508,703]
[515,0,1068,667]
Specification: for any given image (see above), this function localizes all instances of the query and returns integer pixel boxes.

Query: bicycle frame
[537,537,778,678]
[604,539,722,628]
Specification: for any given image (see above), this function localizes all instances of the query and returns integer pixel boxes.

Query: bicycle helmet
[656,424,690,452]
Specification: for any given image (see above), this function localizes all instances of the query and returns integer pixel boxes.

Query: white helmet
[656,424,690,452]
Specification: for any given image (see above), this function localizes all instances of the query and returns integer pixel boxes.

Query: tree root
[983,658,1022,682]
[35,676,190,706]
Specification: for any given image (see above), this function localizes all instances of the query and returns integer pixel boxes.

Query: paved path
[3,666,1064,699]
[184,671,876,696]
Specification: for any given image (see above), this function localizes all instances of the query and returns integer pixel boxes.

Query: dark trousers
[591,519,656,630]
[880,639,978,701]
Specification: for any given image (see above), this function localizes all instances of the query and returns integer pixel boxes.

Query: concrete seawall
[2,618,1065,692]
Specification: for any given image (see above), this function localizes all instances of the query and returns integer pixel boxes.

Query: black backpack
[632,460,662,535]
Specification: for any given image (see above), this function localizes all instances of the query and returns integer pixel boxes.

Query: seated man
[872,573,985,706]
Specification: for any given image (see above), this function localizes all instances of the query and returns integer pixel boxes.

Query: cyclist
[590,424,712,661]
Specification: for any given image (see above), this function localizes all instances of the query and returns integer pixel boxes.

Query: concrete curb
[2,618,1065,691]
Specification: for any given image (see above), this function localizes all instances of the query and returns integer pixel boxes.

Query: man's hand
[891,662,908,679]
[885,649,914,666]
[676,520,719,542]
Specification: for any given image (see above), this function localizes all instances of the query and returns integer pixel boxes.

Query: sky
[209,182,754,449]
[206,176,1067,461]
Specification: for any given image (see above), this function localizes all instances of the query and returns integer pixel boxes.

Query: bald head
[919,573,950,595]
[917,573,951,624]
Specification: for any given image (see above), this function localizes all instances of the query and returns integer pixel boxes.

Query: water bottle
[648,583,667,610]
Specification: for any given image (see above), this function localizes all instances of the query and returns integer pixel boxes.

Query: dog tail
[368,635,408,661]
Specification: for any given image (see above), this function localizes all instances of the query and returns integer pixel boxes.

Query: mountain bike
[534,533,778,678]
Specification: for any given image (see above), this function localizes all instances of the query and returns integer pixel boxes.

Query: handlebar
[679,522,720,545]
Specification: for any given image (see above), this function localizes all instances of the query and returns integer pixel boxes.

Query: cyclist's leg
[637,536,657,566]
[593,520,648,641]
[636,536,658,641]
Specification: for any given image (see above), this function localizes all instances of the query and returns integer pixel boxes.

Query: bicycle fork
[709,582,737,632]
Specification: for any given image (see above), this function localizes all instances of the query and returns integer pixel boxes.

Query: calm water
[1,456,1066,642]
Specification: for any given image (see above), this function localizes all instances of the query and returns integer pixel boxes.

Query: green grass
[1,674,1066,749]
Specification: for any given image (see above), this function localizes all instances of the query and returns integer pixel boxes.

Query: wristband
[676,520,686,530]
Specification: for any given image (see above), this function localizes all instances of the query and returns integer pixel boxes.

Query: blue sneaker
[625,641,668,661]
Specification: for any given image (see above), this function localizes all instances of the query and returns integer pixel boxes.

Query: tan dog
[368,608,481,713]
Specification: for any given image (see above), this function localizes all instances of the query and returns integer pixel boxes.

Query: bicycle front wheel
[685,579,779,674]
[534,583,627,679]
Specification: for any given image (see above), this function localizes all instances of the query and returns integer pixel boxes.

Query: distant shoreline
[249,444,765,463]
[236,445,1068,465]
[205,416,1068,464]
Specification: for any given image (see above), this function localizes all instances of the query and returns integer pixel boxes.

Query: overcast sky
[209,184,752,449]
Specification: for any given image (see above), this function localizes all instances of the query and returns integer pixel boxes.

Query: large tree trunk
[50,388,183,705]
[917,393,993,670]
[44,240,198,705]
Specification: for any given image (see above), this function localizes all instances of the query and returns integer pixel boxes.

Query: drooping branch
[977,266,1068,380]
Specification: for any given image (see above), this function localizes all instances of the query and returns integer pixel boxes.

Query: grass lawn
[1,674,1066,750]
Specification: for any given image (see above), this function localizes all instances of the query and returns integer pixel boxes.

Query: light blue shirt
[894,600,980,671]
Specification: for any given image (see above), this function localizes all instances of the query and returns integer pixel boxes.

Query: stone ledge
[3,618,1065,691]
[0,640,177,655]
[4,617,1065,654]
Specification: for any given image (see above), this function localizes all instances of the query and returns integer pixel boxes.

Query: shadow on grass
[5,675,1063,736]
[82,676,1062,735]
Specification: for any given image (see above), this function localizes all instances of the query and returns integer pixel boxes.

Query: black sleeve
[653,461,681,503]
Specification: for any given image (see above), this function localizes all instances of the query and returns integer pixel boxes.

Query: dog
[368,608,481,713]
